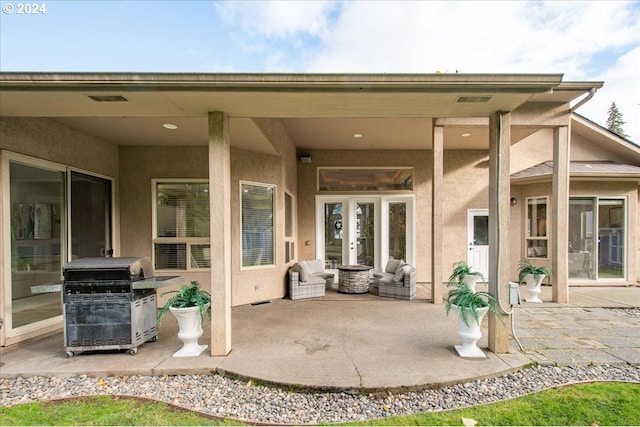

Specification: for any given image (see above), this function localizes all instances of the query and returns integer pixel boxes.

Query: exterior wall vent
[455,95,492,103]
[88,95,128,102]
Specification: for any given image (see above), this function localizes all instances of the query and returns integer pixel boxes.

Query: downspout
[570,87,597,112]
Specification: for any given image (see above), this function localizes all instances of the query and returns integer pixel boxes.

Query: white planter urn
[452,305,489,358]
[462,275,481,293]
[523,273,545,303]
[170,305,209,357]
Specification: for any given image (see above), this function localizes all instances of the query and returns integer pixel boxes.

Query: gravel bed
[1,365,639,424]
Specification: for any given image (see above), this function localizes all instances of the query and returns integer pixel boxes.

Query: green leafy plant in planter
[445,281,503,327]
[157,280,211,323]
[518,260,551,283]
[448,261,484,283]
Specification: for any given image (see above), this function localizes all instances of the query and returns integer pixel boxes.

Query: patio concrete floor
[0,285,638,392]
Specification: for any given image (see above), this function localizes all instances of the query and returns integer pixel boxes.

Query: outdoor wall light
[510,197,518,205]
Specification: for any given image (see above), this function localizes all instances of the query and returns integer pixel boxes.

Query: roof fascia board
[0,72,566,93]
[512,173,640,185]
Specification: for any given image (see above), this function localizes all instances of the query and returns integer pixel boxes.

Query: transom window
[153,180,210,271]
[318,167,413,192]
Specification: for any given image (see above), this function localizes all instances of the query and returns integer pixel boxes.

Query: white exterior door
[316,195,414,272]
[467,209,489,281]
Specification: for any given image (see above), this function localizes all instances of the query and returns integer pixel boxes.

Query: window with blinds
[241,181,276,268]
[153,180,210,270]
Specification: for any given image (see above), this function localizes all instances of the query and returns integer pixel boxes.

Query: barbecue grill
[33,256,181,357]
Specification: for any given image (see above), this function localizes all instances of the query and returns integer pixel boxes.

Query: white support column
[431,122,444,304]
[552,126,570,303]
[208,112,232,356]
[488,111,511,353]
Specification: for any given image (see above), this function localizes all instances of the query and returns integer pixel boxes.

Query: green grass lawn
[1,382,638,426]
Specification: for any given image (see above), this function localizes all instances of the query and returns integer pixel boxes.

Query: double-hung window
[153,180,210,270]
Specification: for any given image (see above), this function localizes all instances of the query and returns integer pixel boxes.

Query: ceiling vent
[455,95,492,103]
[88,95,128,102]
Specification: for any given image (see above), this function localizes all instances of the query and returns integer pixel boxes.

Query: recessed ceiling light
[163,123,178,130]
[461,133,471,137]
[354,133,363,138]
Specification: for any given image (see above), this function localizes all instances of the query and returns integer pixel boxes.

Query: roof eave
[0,72,567,93]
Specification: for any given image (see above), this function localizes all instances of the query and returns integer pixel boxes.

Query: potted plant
[158,280,211,357]
[448,261,484,293]
[518,260,551,303]
[445,280,502,358]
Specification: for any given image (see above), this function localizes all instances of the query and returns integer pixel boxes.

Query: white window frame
[525,196,549,259]
[284,191,296,264]
[2,151,67,342]
[240,180,277,270]
[151,179,210,272]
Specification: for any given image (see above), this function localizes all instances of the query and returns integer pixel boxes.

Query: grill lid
[63,257,154,282]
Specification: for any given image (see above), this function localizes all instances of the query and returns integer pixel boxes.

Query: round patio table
[337,265,372,294]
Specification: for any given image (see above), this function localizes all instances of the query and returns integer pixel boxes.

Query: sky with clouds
[1,0,638,142]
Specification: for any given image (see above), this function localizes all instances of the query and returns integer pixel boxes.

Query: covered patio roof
[0,72,602,152]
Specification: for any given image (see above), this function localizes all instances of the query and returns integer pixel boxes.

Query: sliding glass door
[4,154,114,343]
[8,160,65,330]
[70,171,113,259]
[568,197,626,281]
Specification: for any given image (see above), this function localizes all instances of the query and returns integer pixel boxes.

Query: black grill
[62,257,160,356]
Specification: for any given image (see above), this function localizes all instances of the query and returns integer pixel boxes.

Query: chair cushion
[393,262,408,282]
[385,258,403,273]
[307,259,325,274]
[299,261,311,282]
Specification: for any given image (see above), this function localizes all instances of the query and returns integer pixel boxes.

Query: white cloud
[576,46,640,143]
[215,0,337,39]
[215,0,639,141]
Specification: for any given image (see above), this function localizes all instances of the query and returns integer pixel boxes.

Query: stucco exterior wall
[0,118,119,177]
[230,147,290,306]
[442,150,490,288]
[119,144,294,308]
[571,132,635,163]
[511,129,554,173]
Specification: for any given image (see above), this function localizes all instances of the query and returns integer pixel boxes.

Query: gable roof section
[511,160,640,184]
[572,113,640,160]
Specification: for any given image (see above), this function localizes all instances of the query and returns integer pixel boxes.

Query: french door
[316,195,414,272]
